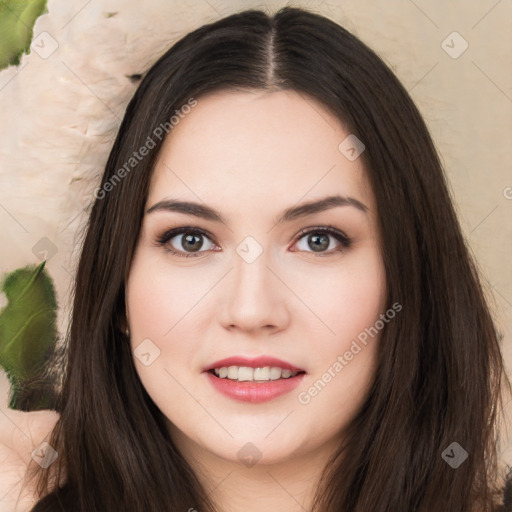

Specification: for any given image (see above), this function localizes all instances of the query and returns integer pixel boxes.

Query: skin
[0,401,59,511]
[125,89,387,512]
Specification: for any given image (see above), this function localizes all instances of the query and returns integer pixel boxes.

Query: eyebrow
[146,194,368,225]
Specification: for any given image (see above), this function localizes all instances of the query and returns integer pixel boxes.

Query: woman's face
[126,89,387,467]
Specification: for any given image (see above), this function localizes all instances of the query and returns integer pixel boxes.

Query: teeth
[254,367,270,380]
[238,367,253,381]
[227,366,238,379]
[270,367,282,380]
[213,366,300,382]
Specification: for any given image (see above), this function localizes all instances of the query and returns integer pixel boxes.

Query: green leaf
[0,0,48,70]
[0,261,58,409]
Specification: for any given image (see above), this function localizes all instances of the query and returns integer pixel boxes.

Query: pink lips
[203,355,306,404]
[204,356,305,373]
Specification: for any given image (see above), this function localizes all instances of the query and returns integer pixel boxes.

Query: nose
[218,250,290,334]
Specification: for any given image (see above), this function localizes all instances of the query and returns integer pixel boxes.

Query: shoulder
[0,409,60,511]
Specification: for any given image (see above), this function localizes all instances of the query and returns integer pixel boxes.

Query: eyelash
[155,225,352,258]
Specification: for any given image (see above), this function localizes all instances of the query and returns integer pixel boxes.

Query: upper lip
[204,356,305,373]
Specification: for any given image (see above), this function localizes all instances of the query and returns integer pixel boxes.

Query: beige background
[0,0,511,469]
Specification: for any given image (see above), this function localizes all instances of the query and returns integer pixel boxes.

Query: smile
[212,365,301,381]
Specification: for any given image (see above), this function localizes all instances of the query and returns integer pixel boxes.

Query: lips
[203,356,306,373]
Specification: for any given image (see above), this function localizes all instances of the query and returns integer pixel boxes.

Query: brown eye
[305,233,330,252]
[156,227,216,258]
[176,233,205,252]
[293,226,351,255]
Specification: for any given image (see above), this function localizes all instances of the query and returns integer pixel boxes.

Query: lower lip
[205,371,306,403]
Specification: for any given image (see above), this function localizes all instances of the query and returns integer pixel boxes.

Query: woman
[3,6,509,511]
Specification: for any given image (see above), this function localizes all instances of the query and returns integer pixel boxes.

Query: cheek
[293,249,386,411]
[126,252,204,341]
[125,257,202,413]
[295,248,386,346]
[125,254,181,383]
[125,250,217,388]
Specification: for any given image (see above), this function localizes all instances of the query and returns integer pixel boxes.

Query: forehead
[147,89,375,214]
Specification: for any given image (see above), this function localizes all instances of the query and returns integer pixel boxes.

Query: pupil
[309,233,328,251]
[183,234,202,252]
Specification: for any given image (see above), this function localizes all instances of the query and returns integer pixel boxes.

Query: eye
[155,227,217,258]
[292,226,352,256]
[155,225,352,258]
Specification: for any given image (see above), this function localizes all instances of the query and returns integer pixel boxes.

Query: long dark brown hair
[24,6,509,511]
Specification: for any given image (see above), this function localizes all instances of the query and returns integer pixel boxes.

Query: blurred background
[0,0,511,469]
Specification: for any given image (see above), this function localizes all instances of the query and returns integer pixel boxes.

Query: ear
[119,284,130,336]
[115,297,130,336]
[123,303,130,336]
[123,280,131,334]
[120,307,130,335]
